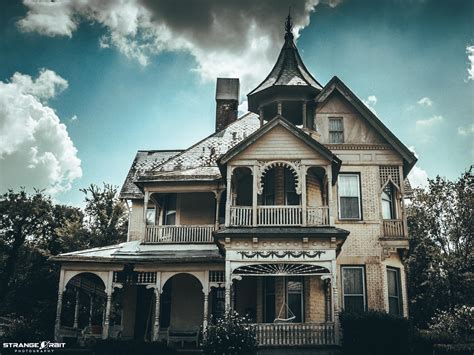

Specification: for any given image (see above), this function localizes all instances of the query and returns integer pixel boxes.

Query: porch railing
[253,322,335,346]
[229,206,330,227]
[382,219,405,238]
[145,225,214,243]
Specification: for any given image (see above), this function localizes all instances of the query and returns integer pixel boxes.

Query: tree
[406,171,473,327]
[80,183,127,248]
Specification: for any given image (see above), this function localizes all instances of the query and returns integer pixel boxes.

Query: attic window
[329,118,344,143]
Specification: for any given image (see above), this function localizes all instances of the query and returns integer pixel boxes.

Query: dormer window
[329,118,344,143]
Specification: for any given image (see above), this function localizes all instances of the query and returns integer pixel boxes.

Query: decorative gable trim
[316,76,417,176]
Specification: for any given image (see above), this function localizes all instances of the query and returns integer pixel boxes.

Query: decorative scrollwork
[256,160,302,195]
[232,263,330,276]
[237,250,326,259]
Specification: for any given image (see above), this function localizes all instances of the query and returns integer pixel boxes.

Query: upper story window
[387,267,402,316]
[338,174,362,220]
[163,194,177,225]
[382,183,396,219]
[342,266,366,313]
[329,118,344,143]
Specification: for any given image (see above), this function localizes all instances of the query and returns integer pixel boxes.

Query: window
[338,174,362,219]
[382,184,396,219]
[329,118,344,143]
[163,194,177,225]
[286,277,304,322]
[342,266,366,312]
[263,278,276,323]
[146,207,156,225]
[387,268,402,316]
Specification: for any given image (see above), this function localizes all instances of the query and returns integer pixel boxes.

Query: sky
[0,0,473,207]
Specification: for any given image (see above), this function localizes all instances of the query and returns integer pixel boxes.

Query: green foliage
[202,311,258,355]
[429,305,473,341]
[93,340,177,355]
[0,184,127,341]
[406,171,473,327]
[339,310,411,355]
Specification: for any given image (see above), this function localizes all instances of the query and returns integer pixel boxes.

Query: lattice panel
[209,271,225,283]
[113,271,157,285]
[233,263,330,276]
[379,166,400,187]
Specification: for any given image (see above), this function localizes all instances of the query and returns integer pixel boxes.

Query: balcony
[252,322,336,346]
[145,225,215,243]
[229,206,330,227]
[382,219,405,238]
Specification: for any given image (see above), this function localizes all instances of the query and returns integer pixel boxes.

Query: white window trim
[341,266,367,311]
[338,173,362,220]
[387,267,402,316]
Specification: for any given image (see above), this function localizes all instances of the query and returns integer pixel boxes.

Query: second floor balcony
[145,224,215,244]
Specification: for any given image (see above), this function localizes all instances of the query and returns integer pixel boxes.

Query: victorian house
[52,15,416,350]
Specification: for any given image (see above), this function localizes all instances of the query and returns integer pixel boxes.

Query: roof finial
[285,7,294,41]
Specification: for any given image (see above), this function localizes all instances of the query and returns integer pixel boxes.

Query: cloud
[417,97,432,107]
[17,0,339,93]
[457,124,474,136]
[407,146,428,189]
[416,115,443,127]
[363,95,377,114]
[70,115,78,122]
[467,45,474,81]
[0,70,82,195]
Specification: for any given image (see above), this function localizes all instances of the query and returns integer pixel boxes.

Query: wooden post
[301,165,307,226]
[252,165,258,226]
[143,190,150,239]
[73,289,80,329]
[277,101,282,115]
[259,107,264,127]
[225,166,232,227]
[54,269,65,341]
[225,261,231,310]
[203,292,209,332]
[214,190,222,229]
[102,292,112,340]
[327,165,335,225]
[331,260,340,344]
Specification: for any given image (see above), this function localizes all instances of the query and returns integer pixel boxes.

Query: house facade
[52,15,416,349]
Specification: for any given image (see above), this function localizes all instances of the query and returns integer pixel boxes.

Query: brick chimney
[215,78,239,132]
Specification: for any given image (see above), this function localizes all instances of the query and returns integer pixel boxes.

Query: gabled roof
[316,76,417,176]
[135,112,260,183]
[248,35,322,97]
[218,115,342,184]
[120,150,182,199]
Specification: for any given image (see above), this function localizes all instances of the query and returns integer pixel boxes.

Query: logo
[2,341,66,353]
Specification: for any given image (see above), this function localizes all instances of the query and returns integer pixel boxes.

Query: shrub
[429,305,473,341]
[411,329,456,355]
[202,310,257,355]
[340,310,411,355]
[93,340,177,355]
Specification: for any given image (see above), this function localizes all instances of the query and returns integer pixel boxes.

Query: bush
[0,314,49,342]
[340,310,411,355]
[433,343,474,355]
[202,310,257,355]
[411,329,456,355]
[429,305,473,341]
[93,340,177,355]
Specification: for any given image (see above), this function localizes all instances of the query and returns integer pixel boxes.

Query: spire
[285,7,294,41]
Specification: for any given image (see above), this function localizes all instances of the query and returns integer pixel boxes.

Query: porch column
[225,166,232,227]
[153,289,161,341]
[301,165,307,226]
[143,190,150,240]
[102,291,112,339]
[225,261,231,310]
[73,289,80,329]
[203,292,210,331]
[89,295,94,327]
[214,190,222,229]
[302,101,307,129]
[252,165,258,226]
[331,260,340,344]
[54,269,65,341]
[259,107,264,127]
[327,165,335,225]
[277,101,282,115]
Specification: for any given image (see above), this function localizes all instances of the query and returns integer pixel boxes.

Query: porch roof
[50,241,223,264]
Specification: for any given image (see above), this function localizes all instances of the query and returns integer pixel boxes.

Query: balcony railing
[229,206,330,227]
[382,219,405,238]
[252,322,335,346]
[145,225,214,243]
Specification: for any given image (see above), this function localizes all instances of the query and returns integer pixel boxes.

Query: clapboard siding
[234,125,327,161]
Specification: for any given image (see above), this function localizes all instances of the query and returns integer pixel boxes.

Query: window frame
[329,117,344,143]
[341,265,367,312]
[381,183,397,220]
[338,173,363,220]
[387,267,403,316]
